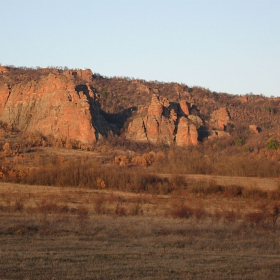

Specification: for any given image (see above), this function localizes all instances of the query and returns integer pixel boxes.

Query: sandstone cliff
[1,66,278,149]
[126,94,199,146]
[0,68,116,143]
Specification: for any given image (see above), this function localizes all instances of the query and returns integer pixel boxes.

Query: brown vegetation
[0,182,280,279]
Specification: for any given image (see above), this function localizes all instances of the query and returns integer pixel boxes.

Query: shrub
[171,202,193,219]
[223,210,236,224]
[188,180,224,196]
[129,202,143,216]
[13,198,24,212]
[169,175,186,188]
[241,188,267,199]
[266,139,279,150]
[223,185,243,197]
[235,138,244,146]
[245,212,266,228]
[193,207,207,221]
[115,203,127,216]
[211,210,222,224]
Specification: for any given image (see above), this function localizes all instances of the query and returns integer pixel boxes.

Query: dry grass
[0,183,280,279]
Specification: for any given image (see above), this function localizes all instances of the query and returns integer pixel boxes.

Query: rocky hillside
[0,65,280,148]
[0,66,117,143]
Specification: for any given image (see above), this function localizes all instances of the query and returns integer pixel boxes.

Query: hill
[0,65,280,183]
[1,65,280,146]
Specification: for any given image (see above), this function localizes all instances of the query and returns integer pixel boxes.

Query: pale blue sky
[1,0,279,96]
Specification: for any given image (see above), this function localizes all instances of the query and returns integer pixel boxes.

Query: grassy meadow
[0,182,280,279]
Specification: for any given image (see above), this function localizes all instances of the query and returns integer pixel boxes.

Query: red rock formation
[176,117,198,146]
[188,115,203,127]
[145,116,160,144]
[126,95,198,146]
[0,84,10,114]
[0,66,9,73]
[170,109,177,122]
[63,69,93,81]
[148,94,162,122]
[158,117,176,145]
[0,70,115,143]
[126,118,148,142]
[179,100,190,115]
[249,125,260,134]
[210,107,230,131]
[208,130,230,139]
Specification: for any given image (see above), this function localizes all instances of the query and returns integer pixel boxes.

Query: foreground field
[1,219,280,279]
[0,183,280,279]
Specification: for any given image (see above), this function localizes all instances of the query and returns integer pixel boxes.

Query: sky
[1,0,280,97]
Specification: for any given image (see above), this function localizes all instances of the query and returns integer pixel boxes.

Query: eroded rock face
[210,107,230,130]
[148,94,163,122]
[176,117,198,146]
[126,118,148,142]
[179,100,190,116]
[0,84,10,114]
[64,69,93,81]
[0,70,115,143]
[126,94,198,146]
[208,130,230,139]
[188,115,203,127]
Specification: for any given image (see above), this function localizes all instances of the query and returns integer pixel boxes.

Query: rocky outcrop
[179,100,190,116]
[208,130,230,139]
[4,66,272,149]
[126,94,199,146]
[64,69,93,81]
[0,84,10,114]
[0,70,116,143]
[249,125,260,134]
[126,95,176,145]
[188,115,203,127]
[148,94,163,121]
[210,107,230,131]
[0,66,9,74]
[176,117,198,146]
[126,118,148,142]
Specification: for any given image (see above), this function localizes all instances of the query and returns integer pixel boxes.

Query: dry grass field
[1,182,280,279]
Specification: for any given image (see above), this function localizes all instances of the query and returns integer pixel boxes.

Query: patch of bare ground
[0,183,280,279]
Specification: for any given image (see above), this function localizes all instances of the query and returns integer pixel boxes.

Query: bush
[13,198,24,212]
[235,138,244,146]
[266,139,279,150]
[188,180,224,195]
[115,203,127,216]
[223,185,244,197]
[245,212,266,228]
[171,201,194,219]
[129,203,143,216]
[223,210,236,224]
